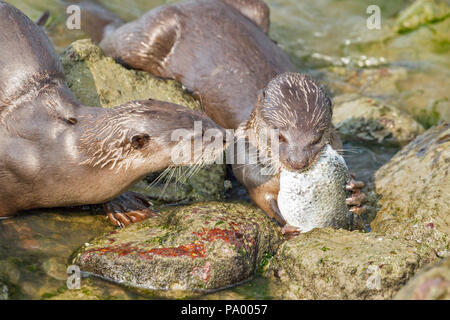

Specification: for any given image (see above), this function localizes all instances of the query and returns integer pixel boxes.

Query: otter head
[80,100,225,173]
[253,72,332,172]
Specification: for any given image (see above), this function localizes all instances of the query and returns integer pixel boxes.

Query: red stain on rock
[80,211,260,263]
[82,241,206,261]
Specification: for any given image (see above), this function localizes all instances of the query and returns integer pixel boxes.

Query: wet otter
[77,0,366,233]
[0,2,224,227]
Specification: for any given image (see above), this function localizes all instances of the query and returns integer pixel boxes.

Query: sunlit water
[1,0,448,299]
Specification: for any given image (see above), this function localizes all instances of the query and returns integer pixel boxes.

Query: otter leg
[103,191,158,227]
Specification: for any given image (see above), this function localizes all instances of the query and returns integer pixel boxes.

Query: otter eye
[131,134,150,149]
[312,136,322,145]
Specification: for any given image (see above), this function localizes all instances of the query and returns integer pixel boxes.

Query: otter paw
[103,191,158,227]
[281,224,301,239]
[345,176,368,230]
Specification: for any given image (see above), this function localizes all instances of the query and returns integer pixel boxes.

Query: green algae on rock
[371,123,450,258]
[264,228,435,300]
[394,0,450,34]
[332,94,424,146]
[72,202,282,292]
[61,39,202,110]
[394,256,450,300]
[131,164,227,203]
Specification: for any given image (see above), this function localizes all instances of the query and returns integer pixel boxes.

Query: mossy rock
[332,94,424,146]
[264,228,436,300]
[395,0,450,34]
[394,256,450,299]
[72,202,282,292]
[371,123,450,257]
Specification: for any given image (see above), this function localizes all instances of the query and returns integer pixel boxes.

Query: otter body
[0,2,224,226]
[83,0,294,129]
[79,0,365,231]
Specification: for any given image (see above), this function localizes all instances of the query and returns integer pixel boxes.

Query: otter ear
[131,134,150,149]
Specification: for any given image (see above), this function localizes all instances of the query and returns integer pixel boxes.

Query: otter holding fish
[0,2,225,227]
[76,0,366,234]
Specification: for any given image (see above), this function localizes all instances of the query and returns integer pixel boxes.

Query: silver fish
[278,145,351,232]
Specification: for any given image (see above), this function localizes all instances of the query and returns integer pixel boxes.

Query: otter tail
[64,0,124,43]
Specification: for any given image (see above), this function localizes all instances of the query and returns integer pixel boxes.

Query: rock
[72,202,282,292]
[264,228,435,300]
[394,257,450,299]
[371,123,450,257]
[0,281,8,300]
[61,39,201,110]
[321,66,409,98]
[278,145,351,232]
[131,164,226,203]
[332,94,425,146]
[61,39,226,202]
[394,0,450,34]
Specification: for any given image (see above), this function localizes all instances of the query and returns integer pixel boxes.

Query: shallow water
[1,0,448,299]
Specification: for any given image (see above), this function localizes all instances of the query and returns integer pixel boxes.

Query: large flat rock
[73,202,282,292]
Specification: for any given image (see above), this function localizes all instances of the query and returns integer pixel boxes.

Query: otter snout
[280,143,324,172]
[286,155,309,171]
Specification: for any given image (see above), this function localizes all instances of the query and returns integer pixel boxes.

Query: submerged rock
[72,202,282,292]
[332,94,424,146]
[394,257,450,300]
[394,0,450,34]
[278,145,351,232]
[371,123,450,257]
[264,228,435,300]
[0,210,113,299]
[0,281,8,300]
[60,39,226,202]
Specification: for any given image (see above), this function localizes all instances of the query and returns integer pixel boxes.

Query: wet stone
[332,94,424,146]
[264,228,436,300]
[371,123,450,257]
[394,256,450,300]
[72,202,282,292]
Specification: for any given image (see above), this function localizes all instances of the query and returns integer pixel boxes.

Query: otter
[0,2,224,227]
[76,0,366,234]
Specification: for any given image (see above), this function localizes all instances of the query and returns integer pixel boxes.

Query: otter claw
[346,190,367,206]
[104,191,158,227]
[345,179,365,191]
[349,205,367,216]
[282,224,301,239]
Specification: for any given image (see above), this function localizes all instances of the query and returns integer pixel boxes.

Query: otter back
[0,2,63,105]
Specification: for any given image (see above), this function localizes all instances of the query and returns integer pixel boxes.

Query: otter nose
[286,157,309,171]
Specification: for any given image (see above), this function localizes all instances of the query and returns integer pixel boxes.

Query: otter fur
[0,2,224,227]
[75,0,366,233]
